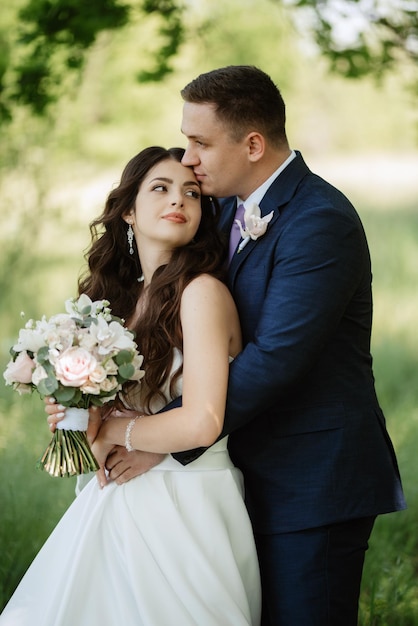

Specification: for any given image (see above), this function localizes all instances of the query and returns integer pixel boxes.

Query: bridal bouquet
[4,294,145,477]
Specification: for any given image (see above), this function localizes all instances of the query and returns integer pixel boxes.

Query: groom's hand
[105,446,165,485]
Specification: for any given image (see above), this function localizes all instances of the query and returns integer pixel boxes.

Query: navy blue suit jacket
[173,152,406,534]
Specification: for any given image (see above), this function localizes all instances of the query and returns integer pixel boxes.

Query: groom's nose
[181,144,199,167]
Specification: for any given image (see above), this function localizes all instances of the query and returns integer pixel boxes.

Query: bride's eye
[185,189,201,199]
[152,184,167,192]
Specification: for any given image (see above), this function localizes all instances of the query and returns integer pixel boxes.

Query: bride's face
[129,159,202,253]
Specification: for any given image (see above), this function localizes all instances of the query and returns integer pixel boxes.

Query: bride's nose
[170,193,184,207]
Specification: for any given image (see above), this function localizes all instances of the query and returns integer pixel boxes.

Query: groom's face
[181,102,252,200]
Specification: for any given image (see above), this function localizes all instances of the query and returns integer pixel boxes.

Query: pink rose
[3,351,35,385]
[54,347,98,387]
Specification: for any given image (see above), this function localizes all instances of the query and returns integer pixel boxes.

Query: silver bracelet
[125,415,142,452]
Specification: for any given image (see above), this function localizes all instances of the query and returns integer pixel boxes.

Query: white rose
[100,376,120,392]
[104,359,119,375]
[80,381,102,395]
[89,364,107,384]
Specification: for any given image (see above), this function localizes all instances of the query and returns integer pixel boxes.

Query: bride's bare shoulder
[181,274,241,354]
[182,273,232,302]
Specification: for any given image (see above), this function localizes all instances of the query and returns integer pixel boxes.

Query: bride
[0,147,261,625]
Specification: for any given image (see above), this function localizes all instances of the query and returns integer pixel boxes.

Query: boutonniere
[236,203,274,253]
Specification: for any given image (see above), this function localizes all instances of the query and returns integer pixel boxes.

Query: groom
[107,66,406,625]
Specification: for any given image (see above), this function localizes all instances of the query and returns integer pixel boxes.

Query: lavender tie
[228,203,245,263]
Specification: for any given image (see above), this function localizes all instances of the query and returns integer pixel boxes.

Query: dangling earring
[127,223,134,255]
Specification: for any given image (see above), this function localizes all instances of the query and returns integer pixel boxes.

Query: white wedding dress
[0,352,261,626]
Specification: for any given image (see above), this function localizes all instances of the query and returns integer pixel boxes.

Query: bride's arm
[93,275,240,460]
[44,275,240,485]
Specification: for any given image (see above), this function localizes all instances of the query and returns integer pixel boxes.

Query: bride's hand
[44,397,103,440]
[44,397,66,432]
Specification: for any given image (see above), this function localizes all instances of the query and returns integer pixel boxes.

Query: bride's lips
[163,212,187,223]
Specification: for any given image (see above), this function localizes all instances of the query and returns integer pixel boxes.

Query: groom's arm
[173,199,367,465]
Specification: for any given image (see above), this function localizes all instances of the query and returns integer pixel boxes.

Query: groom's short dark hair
[181,65,287,147]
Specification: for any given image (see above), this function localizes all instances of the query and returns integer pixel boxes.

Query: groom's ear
[246,132,265,162]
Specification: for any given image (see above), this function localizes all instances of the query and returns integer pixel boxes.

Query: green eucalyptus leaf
[114,350,133,365]
[36,345,50,364]
[54,386,77,403]
[37,377,58,396]
[89,397,104,407]
[118,362,134,380]
[42,361,55,378]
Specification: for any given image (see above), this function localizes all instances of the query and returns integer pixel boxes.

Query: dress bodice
[123,348,183,414]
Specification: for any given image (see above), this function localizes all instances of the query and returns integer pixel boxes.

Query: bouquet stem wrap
[37,408,99,477]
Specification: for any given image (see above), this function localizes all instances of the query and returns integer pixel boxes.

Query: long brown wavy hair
[78,146,227,410]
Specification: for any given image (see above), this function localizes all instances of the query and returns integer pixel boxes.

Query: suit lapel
[226,151,311,279]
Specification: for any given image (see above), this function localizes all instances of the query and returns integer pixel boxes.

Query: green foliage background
[1,0,418,622]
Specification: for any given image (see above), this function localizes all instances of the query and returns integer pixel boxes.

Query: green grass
[356,204,418,625]
[0,196,417,621]
[358,411,418,625]
[0,390,76,609]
